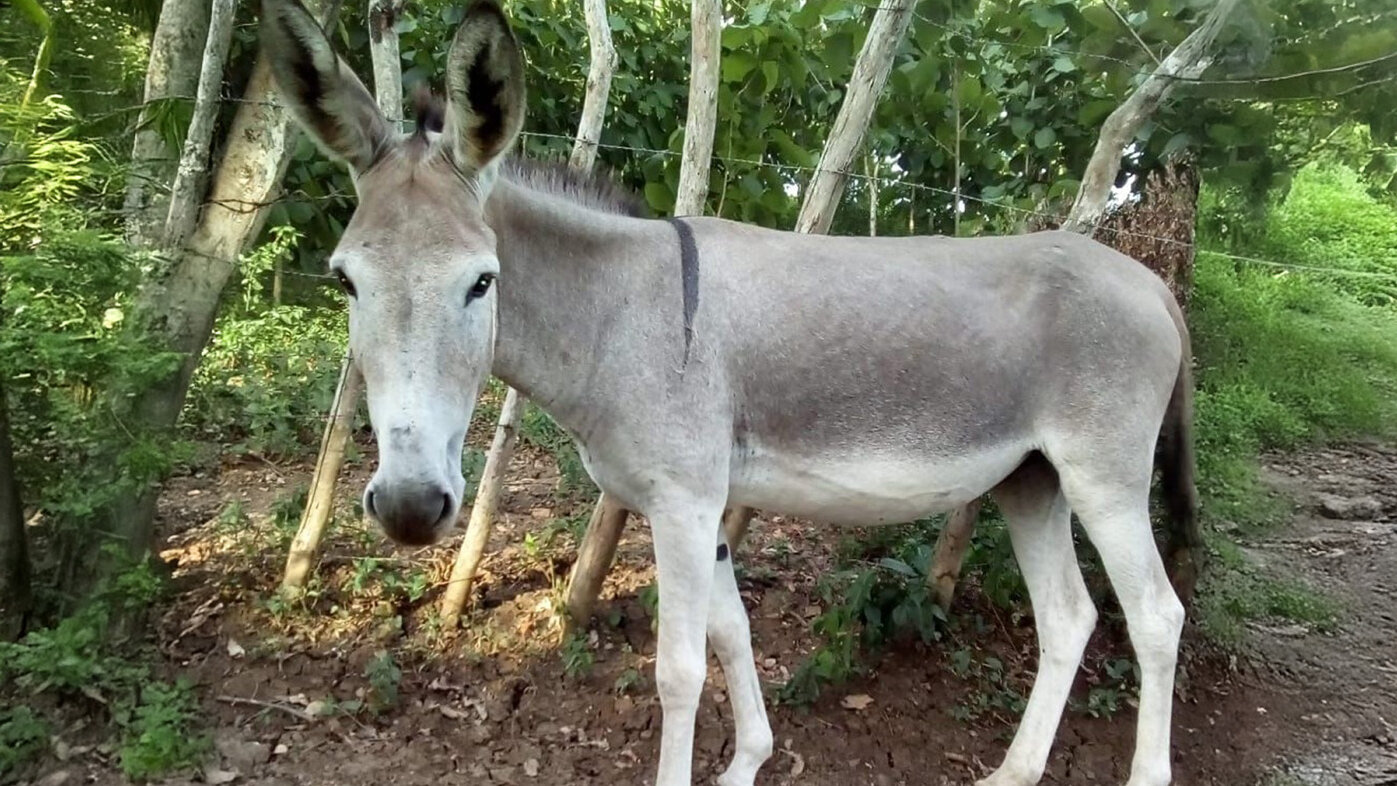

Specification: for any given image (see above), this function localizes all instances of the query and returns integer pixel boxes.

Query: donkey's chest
[727,442,1028,526]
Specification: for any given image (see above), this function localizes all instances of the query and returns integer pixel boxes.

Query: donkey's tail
[1158,304,1201,606]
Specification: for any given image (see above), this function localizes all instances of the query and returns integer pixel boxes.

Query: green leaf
[1081,5,1117,31]
[1010,116,1034,140]
[1029,6,1066,32]
[1034,126,1057,149]
[762,61,780,94]
[1053,55,1077,73]
[877,558,918,577]
[644,182,673,213]
[722,52,758,84]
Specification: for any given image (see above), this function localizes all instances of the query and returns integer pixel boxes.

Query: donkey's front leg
[649,500,723,786]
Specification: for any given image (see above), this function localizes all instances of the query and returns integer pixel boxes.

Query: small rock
[214,730,271,772]
[36,770,71,786]
[524,758,539,777]
[1317,493,1382,520]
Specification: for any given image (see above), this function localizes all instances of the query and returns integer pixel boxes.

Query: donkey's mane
[410,87,649,219]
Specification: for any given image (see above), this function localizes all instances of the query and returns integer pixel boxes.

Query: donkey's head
[261,0,525,546]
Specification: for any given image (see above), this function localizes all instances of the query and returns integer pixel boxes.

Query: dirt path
[21,443,1397,786]
[1233,445,1397,785]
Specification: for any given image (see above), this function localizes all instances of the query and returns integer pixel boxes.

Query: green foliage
[0,706,49,777]
[1189,248,1397,527]
[184,306,348,456]
[0,562,207,781]
[363,650,403,714]
[1195,539,1338,645]
[945,651,1026,724]
[779,526,949,706]
[560,631,595,680]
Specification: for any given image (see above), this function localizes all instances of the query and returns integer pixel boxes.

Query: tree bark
[441,0,618,627]
[722,0,916,556]
[927,0,1236,608]
[282,357,362,594]
[794,0,914,235]
[672,0,721,216]
[123,0,212,249]
[564,494,628,626]
[1061,0,1240,235]
[368,0,405,127]
[281,0,402,593]
[162,0,237,252]
[94,0,339,581]
[0,375,31,640]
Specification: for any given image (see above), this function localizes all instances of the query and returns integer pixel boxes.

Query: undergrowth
[0,555,208,781]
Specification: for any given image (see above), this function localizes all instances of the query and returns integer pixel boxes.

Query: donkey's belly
[728,443,1029,526]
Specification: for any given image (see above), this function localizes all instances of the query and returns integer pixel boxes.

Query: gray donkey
[260,1,1199,784]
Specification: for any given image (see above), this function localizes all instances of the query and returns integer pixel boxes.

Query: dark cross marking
[716,542,729,562]
[668,218,699,368]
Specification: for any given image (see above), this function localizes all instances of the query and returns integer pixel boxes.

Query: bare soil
[18,441,1397,786]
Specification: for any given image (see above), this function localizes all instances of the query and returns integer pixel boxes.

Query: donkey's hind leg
[1058,459,1185,786]
[979,456,1098,786]
[709,534,773,786]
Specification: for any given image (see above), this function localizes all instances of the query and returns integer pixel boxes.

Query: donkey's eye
[335,270,357,298]
[466,273,496,303]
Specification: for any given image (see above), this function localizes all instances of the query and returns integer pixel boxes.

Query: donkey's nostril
[439,493,453,524]
[365,489,378,517]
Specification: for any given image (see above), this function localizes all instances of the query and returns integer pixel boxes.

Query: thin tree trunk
[282,357,361,594]
[721,0,916,556]
[162,0,237,252]
[927,0,1235,608]
[794,0,914,235]
[0,375,31,640]
[15,0,53,109]
[441,0,618,628]
[564,494,627,625]
[672,0,721,216]
[90,0,340,587]
[563,0,723,627]
[368,0,404,127]
[124,0,212,248]
[280,0,401,594]
[1061,0,1239,234]
[867,154,878,237]
[952,67,961,237]
[272,258,283,305]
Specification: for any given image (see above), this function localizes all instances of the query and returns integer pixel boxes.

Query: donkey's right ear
[260,0,389,172]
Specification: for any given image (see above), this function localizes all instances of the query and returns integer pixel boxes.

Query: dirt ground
[20,440,1397,786]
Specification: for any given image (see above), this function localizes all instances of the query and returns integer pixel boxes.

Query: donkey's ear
[443,0,526,175]
[260,0,389,171]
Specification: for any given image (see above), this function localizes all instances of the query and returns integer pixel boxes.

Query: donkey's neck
[484,177,670,437]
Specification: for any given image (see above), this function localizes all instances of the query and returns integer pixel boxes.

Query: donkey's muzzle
[364,480,456,546]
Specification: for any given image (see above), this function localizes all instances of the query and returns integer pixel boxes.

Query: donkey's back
[690,223,1187,524]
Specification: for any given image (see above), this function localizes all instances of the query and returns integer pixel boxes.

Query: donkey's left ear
[444,0,526,176]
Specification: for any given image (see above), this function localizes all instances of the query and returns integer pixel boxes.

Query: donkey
[260,1,1199,784]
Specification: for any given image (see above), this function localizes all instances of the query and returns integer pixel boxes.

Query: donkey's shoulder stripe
[668,217,699,368]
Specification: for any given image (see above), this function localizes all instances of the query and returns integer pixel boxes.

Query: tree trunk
[280,0,402,593]
[564,494,627,625]
[0,375,31,640]
[720,0,916,557]
[91,0,340,584]
[368,0,404,127]
[672,0,721,216]
[564,0,723,628]
[123,0,212,248]
[439,387,522,626]
[928,0,1235,608]
[281,356,362,594]
[1061,0,1239,235]
[441,0,618,628]
[162,0,237,252]
[15,0,53,109]
[794,0,914,235]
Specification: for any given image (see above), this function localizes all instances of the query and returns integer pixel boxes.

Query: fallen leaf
[305,700,330,717]
[437,705,470,720]
[273,743,289,756]
[226,639,246,659]
[840,694,874,711]
[524,758,540,777]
